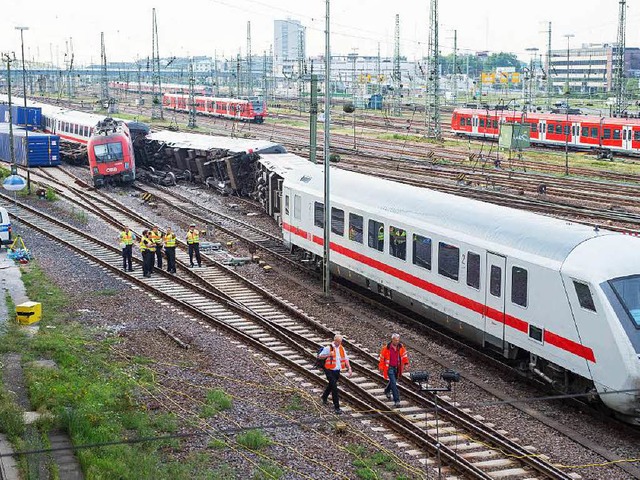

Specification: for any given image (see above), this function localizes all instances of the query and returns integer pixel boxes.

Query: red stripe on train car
[284,222,595,362]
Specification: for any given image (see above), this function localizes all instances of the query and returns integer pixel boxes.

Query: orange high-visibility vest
[149,230,163,245]
[324,344,347,370]
[378,343,409,380]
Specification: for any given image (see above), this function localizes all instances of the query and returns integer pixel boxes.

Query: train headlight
[93,167,98,174]
[124,163,130,170]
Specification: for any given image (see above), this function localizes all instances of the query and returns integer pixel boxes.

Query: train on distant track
[163,93,267,123]
[452,108,640,156]
[109,81,212,96]
[254,153,640,424]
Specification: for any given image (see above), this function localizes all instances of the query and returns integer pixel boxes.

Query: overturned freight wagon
[145,131,286,194]
[0,104,42,130]
[0,124,60,167]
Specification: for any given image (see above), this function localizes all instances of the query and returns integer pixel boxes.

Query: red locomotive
[163,93,267,123]
[87,118,136,187]
[451,108,640,157]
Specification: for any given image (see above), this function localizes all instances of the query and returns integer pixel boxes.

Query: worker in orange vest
[318,334,352,415]
[379,333,409,408]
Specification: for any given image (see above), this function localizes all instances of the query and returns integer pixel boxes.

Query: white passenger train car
[257,154,640,422]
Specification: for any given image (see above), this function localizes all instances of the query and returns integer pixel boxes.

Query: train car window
[581,127,589,137]
[609,275,640,326]
[635,131,640,142]
[556,125,563,135]
[75,124,79,135]
[284,195,290,216]
[490,265,502,297]
[613,129,621,140]
[492,120,498,129]
[294,195,301,220]
[466,252,480,289]
[460,118,466,126]
[529,325,543,342]
[573,281,596,312]
[479,119,485,128]
[530,123,537,133]
[389,226,406,260]
[93,142,124,163]
[368,220,384,252]
[511,266,528,307]
[438,242,459,281]
[591,127,599,138]
[412,235,431,270]
[564,125,570,135]
[348,213,363,243]
[314,202,324,228]
[604,129,611,139]
[331,208,344,236]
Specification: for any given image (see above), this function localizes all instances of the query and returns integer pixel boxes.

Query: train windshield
[251,100,264,113]
[93,142,124,163]
[609,275,640,327]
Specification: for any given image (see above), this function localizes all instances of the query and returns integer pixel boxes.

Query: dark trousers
[143,250,155,276]
[188,243,201,267]
[384,367,400,402]
[154,245,163,268]
[322,369,341,409]
[165,247,176,273]
[122,245,133,270]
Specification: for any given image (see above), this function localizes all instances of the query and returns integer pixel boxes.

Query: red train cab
[87,118,136,188]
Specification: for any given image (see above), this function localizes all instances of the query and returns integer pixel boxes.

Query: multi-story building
[274,19,305,75]
[548,43,640,94]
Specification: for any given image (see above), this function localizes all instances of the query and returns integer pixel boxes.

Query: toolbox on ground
[15,301,42,325]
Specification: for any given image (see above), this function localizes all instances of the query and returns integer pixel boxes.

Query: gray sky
[0,0,635,65]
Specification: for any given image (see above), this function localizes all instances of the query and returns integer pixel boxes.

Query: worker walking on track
[186,223,202,268]
[149,226,163,268]
[164,227,177,274]
[318,334,352,415]
[118,226,136,272]
[379,333,409,408]
[140,230,156,278]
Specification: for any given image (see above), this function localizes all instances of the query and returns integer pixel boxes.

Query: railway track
[10,170,584,479]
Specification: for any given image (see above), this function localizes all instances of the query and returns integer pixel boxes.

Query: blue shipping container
[0,124,60,167]
[0,104,42,130]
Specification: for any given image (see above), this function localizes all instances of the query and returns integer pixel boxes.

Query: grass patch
[236,429,271,451]
[200,388,233,418]
[70,207,88,225]
[0,262,223,478]
[347,443,404,480]
[0,165,11,180]
[207,437,227,450]
[253,460,283,480]
[284,394,303,411]
[45,186,57,202]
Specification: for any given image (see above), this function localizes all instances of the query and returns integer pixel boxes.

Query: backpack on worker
[314,345,332,370]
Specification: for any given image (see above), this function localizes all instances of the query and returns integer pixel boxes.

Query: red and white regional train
[452,108,640,156]
[163,93,267,123]
[109,81,211,96]
[255,153,640,423]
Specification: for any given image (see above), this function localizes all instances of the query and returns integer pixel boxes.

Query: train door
[622,125,633,152]
[282,187,292,246]
[472,115,479,135]
[484,253,506,350]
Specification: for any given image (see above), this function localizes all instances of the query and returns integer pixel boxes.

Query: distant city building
[274,19,305,75]
[548,43,640,94]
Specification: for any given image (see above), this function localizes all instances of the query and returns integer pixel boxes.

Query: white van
[0,207,12,246]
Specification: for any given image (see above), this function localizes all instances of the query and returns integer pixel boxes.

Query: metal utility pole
[452,30,457,105]
[151,8,163,120]
[188,59,196,128]
[247,21,253,96]
[564,34,574,176]
[100,32,109,103]
[137,62,143,106]
[323,0,331,297]
[310,73,318,163]
[613,0,627,116]
[2,53,17,175]
[236,53,241,97]
[426,0,441,139]
[16,26,31,193]
[546,22,552,110]
[377,42,382,95]
[525,47,539,114]
[214,50,220,96]
[392,14,401,115]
